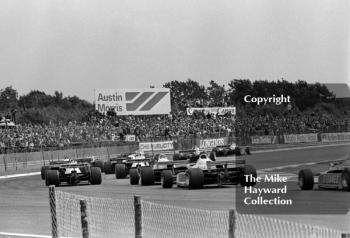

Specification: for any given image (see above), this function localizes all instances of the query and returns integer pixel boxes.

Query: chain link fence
[51,189,345,238]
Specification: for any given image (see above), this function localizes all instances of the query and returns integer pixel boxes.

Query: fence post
[228,209,236,238]
[49,185,58,238]
[80,199,89,238]
[134,195,142,238]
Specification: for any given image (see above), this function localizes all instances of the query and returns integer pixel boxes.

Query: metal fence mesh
[141,200,229,238]
[236,213,342,238]
[54,190,344,238]
[55,191,134,238]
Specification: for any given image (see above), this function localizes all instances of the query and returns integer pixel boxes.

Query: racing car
[104,153,147,179]
[74,156,105,172]
[175,152,257,189]
[298,158,350,191]
[45,160,102,186]
[41,159,72,180]
[211,143,250,158]
[128,154,189,187]
[173,148,210,162]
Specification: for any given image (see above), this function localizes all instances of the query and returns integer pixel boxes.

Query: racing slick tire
[104,161,113,174]
[173,153,181,161]
[93,160,104,173]
[46,170,60,186]
[209,151,216,161]
[90,167,102,185]
[186,168,204,189]
[245,147,251,155]
[161,170,173,188]
[115,164,127,179]
[341,168,350,191]
[234,147,242,156]
[140,167,155,186]
[240,165,257,187]
[129,168,140,185]
[298,169,314,190]
[41,166,49,180]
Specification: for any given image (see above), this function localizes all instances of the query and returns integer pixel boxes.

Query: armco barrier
[251,136,278,145]
[321,132,350,143]
[283,133,318,144]
[50,189,345,238]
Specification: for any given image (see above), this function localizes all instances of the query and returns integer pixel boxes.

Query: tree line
[0,79,343,124]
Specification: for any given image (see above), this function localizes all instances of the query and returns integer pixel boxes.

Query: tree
[0,86,18,112]
[207,80,225,106]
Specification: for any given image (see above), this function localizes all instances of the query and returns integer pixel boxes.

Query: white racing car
[175,152,257,189]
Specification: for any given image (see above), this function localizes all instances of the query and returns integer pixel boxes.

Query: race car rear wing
[206,159,245,166]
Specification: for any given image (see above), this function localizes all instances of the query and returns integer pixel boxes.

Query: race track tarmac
[0,143,349,236]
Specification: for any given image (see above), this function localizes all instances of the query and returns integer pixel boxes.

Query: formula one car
[45,161,102,186]
[128,154,189,187]
[298,159,350,191]
[211,143,250,158]
[175,152,257,189]
[104,153,147,179]
[173,148,207,162]
[74,156,105,172]
[40,159,72,180]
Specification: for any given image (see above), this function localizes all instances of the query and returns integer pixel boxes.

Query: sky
[0,0,349,102]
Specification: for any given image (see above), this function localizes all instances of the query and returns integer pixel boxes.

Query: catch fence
[50,188,346,238]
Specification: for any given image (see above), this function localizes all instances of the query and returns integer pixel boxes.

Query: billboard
[186,107,236,116]
[95,88,171,115]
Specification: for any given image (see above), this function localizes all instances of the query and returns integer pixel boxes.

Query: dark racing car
[298,158,350,191]
[211,143,250,158]
[45,161,102,186]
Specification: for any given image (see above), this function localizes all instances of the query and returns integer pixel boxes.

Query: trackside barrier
[49,189,347,238]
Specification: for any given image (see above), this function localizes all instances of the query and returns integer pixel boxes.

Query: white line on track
[0,172,40,180]
[0,232,74,238]
[253,142,350,154]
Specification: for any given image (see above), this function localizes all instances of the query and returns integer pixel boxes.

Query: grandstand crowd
[0,108,348,151]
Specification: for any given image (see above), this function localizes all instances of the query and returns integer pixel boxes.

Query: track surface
[0,144,350,236]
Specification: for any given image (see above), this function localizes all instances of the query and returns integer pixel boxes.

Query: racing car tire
[161,170,173,188]
[245,147,251,155]
[240,165,257,187]
[41,166,49,180]
[186,168,204,189]
[140,167,155,186]
[90,167,102,185]
[129,168,139,185]
[46,170,60,186]
[104,161,113,174]
[94,160,104,173]
[298,169,314,190]
[209,151,216,161]
[173,153,181,161]
[341,168,350,191]
[235,147,242,156]
[115,164,127,179]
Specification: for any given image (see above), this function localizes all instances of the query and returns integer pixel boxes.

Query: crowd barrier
[50,188,346,238]
[1,131,350,175]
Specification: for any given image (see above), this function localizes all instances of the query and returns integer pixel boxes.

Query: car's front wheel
[298,169,314,190]
[341,168,350,191]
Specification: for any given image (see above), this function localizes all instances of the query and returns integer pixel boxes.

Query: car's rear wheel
[341,168,350,191]
[161,170,173,188]
[140,167,154,186]
[185,168,204,189]
[90,167,102,185]
[41,166,49,180]
[209,151,216,161]
[104,161,113,174]
[115,164,127,179]
[46,170,60,186]
[298,169,314,190]
[94,160,104,173]
[240,165,257,187]
[129,168,139,185]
